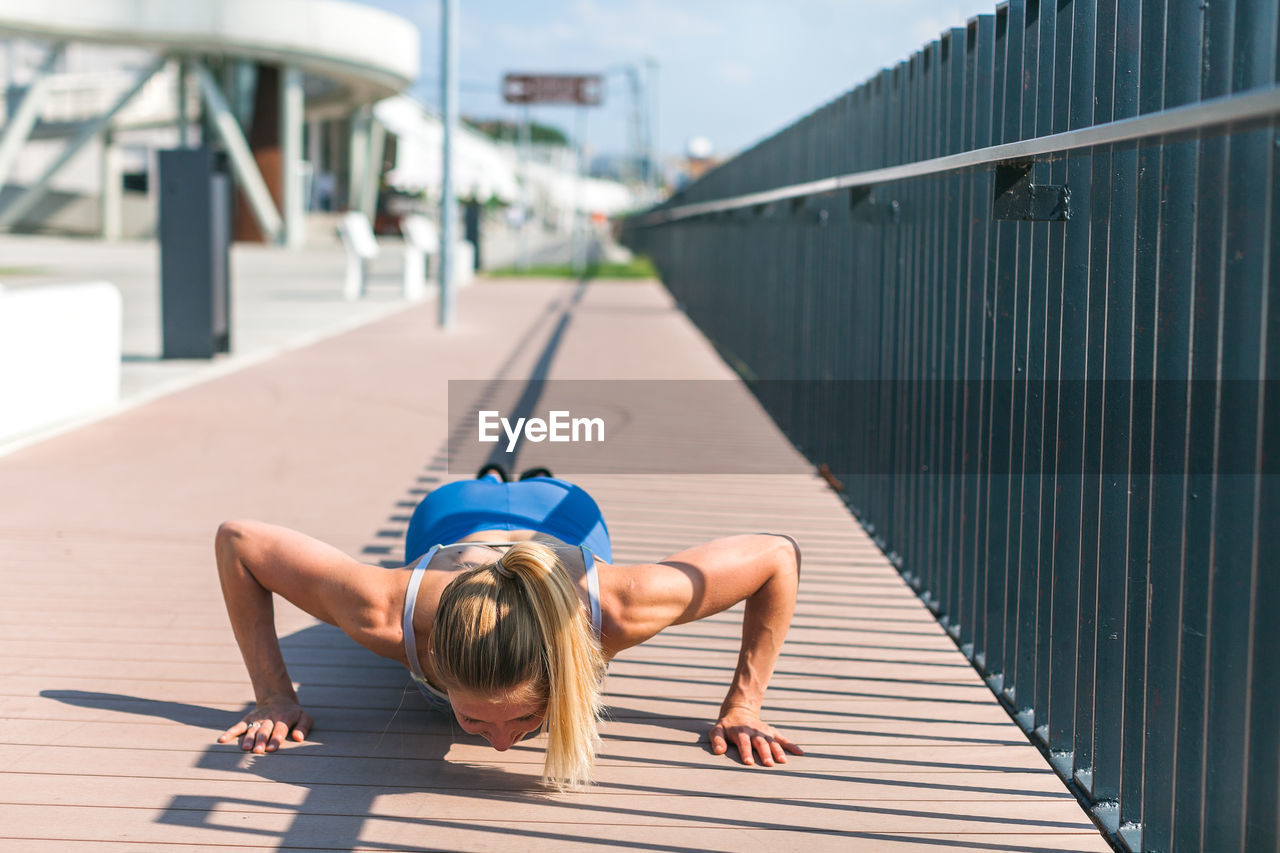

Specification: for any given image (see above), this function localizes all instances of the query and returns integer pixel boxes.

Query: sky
[359,1,997,162]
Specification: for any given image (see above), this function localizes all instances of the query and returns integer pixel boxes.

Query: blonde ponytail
[430,541,605,789]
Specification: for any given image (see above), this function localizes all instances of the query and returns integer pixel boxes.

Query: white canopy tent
[522,159,637,221]
[375,96,520,203]
[374,95,636,223]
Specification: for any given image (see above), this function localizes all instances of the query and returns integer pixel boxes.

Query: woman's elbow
[215,519,259,567]
[216,519,245,549]
[772,533,800,580]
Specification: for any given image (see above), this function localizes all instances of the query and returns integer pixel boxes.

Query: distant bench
[0,281,122,444]
[337,211,475,301]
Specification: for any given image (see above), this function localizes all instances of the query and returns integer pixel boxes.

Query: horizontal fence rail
[623,2,1278,852]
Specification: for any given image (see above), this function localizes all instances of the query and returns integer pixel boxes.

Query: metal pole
[176,59,189,147]
[645,57,659,200]
[280,65,305,249]
[571,106,587,274]
[438,0,459,328]
[624,66,641,186]
[99,129,121,241]
[517,104,531,270]
[347,104,370,212]
[361,118,386,221]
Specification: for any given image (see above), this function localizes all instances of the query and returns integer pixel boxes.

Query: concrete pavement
[0,233,425,455]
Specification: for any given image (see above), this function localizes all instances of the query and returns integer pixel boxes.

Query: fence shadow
[42,621,548,851]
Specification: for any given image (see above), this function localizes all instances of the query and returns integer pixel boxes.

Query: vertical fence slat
[1058,0,1098,798]
[922,43,940,609]
[1172,0,1234,845]
[1090,0,1140,826]
[1124,0,1167,845]
[962,15,998,669]
[924,35,950,624]
[1010,0,1042,732]
[1042,0,1077,771]
[955,19,985,656]
[1076,0,1115,807]
[1245,113,1279,853]
[1140,1,1203,849]
[965,14,998,673]
[924,40,941,608]
[1243,18,1280,850]
[941,26,970,644]
[976,3,1012,688]
[904,47,927,600]
[902,54,918,595]
[1204,1,1272,850]
[1109,0,1148,843]
[993,0,1026,712]
[1025,0,1058,748]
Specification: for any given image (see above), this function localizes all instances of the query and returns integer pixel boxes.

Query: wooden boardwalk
[0,279,1109,851]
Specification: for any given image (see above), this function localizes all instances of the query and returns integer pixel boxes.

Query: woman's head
[429,540,604,788]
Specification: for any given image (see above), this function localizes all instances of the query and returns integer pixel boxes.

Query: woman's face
[449,690,546,751]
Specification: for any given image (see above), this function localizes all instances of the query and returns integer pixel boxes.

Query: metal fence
[622,2,1278,851]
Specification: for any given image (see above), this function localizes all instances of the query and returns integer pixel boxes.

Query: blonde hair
[430,540,605,789]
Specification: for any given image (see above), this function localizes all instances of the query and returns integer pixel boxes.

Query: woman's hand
[217,697,313,754]
[709,705,802,767]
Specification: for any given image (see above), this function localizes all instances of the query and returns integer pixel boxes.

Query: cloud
[567,0,724,54]
[717,60,752,85]
[493,20,581,51]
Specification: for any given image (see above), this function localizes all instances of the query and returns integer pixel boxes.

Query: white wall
[0,280,122,441]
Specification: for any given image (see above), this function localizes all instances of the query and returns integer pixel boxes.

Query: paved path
[0,277,1109,851]
[0,233,418,432]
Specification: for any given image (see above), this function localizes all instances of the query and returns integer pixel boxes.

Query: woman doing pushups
[213,471,802,788]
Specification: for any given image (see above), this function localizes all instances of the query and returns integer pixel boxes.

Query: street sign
[502,73,603,106]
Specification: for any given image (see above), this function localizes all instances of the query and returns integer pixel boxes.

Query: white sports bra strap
[581,544,602,638]
[402,544,442,683]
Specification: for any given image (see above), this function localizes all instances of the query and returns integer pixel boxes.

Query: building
[0,0,419,245]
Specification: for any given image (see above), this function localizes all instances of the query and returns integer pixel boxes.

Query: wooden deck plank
[0,777,1098,833]
[0,721,1062,769]
[0,837,1112,853]
[0,280,1108,849]
[0,705,1034,751]
[0,661,999,700]
[0,749,1083,803]
[0,819,1113,853]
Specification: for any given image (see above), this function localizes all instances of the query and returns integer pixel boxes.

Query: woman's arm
[604,533,803,767]
[213,519,403,753]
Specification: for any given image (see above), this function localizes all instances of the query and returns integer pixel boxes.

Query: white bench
[0,281,122,443]
[452,239,476,288]
[403,214,476,294]
[336,211,379,301]
[338,210,475,302]
[401,214,437,301]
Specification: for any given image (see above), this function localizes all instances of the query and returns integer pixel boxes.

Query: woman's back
[405,475,612,563]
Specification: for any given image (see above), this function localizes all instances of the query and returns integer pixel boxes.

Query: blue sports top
[404,477,612,566]
[401,541,603,713]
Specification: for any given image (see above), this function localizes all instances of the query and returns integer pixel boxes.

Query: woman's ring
[247,721,262,728]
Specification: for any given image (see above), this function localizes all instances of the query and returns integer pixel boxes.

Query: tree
[467,118,569,146]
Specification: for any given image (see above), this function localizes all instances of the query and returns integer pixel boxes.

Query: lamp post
[438,0,459,328]
[644,56,660,201]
